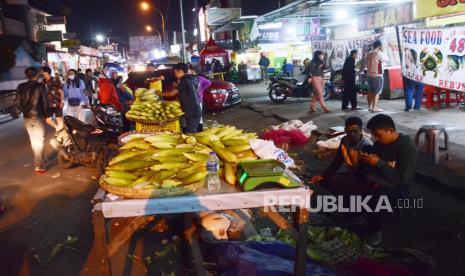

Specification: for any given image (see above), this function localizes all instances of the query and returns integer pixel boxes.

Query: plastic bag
[316,135,344,150]
[249,139,295,168]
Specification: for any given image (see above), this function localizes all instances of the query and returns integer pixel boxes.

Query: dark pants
[404,78,424,110]
[323,173,408,234]
[183,116,201,133]
[342,81,357,109]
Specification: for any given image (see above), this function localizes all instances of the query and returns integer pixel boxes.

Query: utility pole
[180,0,186,63]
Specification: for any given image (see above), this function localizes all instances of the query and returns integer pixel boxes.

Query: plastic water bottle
[207,152,221,192]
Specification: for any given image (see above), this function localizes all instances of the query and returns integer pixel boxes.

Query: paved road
[0,84,464,275]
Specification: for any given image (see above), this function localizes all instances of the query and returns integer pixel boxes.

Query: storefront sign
[415,0,465,19]
[358,3,414,31]
[62,39,80,48]
[37,30,62,43]
[257,18,320,43]
[79,46,102,57]
[402,27,465,91]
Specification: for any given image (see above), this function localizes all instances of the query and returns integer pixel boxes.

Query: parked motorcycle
[53,104,123,176]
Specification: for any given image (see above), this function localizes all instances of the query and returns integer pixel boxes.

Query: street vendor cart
[81,185,311,276]
[81,127,312,275]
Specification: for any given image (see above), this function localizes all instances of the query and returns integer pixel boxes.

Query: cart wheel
[97,143,119,177]
[57,148,75,169]
[269,85,288,103]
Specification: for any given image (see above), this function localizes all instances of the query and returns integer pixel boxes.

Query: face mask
[68,75,75,80]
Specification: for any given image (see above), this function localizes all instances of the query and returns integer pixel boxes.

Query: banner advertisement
[312,33,382,70]
[415,0,465,19]
[402,27,465,91]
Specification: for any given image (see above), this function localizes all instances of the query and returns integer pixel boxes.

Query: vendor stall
[82,125,311,275]
[199,38,230,72]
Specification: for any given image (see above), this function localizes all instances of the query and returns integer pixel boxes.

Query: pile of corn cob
[100,126,258,192]
[126,88,184,122]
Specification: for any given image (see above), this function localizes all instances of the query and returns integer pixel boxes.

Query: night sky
[27,0,281,43]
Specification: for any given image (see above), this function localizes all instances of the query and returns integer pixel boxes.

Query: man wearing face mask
[40,66,64,132]
[98,68,123,111]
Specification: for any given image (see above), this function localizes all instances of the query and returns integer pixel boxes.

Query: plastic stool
[414,125,450,165]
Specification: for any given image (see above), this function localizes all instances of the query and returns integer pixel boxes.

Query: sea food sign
[415,0,465,18]
[358,3,414,31]
[402,27,465,91]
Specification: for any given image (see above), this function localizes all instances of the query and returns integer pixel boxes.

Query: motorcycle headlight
[106,107,121,116]
[210,89,227,94]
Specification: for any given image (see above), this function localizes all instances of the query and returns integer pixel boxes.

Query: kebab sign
[402,27,465,91]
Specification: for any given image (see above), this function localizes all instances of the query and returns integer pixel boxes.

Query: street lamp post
[179,0,186,62]
[140,2,166,46]
[146,25,162,40]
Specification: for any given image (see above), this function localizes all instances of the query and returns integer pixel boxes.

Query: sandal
[34,167,47,175]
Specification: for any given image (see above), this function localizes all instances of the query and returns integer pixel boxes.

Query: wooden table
[81,185,312,276]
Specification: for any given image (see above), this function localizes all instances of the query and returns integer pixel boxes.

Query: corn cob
[151,142,175,149]
[109,150,146,166]
[183,153,209,162]
[150,163,188,171]
[227,144,251,153]
[152,148,193,157]
[106,170,138,180]
[120,138,151,150]
[182,171,208,185]
[222,139,250,146]
[102,176,134,186]
[109,160,154,171]
[224,162,237,185]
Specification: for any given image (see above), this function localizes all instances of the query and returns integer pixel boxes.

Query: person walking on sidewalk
[40,66,64,132]
[64,69,88,121]
[309,50,331,113]
[15,67,50,174]
[259,53,270,85]
[366,40,388,112]
[342,50,360,110]
[404,78,424,111]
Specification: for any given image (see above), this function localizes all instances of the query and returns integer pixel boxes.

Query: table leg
[80,210,111,276]
[184,213,207,276]
[259,206,298,239]
[107,216,155,257]
[293,207,309,276]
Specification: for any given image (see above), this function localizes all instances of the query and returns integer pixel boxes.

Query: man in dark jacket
[342,49,360,110]
[360,114,418,244]
[173,63,201,133]
[15,67,50,174]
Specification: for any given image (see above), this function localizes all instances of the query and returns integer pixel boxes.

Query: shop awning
[199,38,228,56]
[257,0,413,25]
[212,16,258,33]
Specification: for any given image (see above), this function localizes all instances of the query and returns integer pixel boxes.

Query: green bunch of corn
[126,88,184,122]
[102,133,211,190]
[101,126,259,192]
